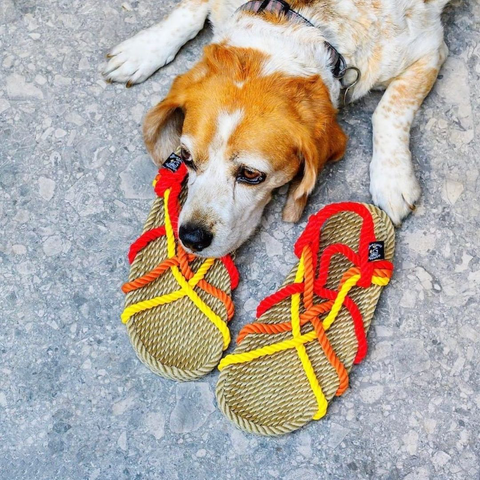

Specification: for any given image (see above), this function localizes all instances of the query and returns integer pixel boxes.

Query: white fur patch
[215,110,244,147]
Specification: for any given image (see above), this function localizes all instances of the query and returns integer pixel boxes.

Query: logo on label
[368,241,385,261]
[163,152,183,172]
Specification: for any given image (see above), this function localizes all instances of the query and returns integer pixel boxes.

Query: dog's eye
[237,166,266,185]
[180,147,195,169]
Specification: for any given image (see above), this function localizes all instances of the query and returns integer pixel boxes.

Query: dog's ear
[143,77,187,166]
[143,57,213,165]
[283,115,347,222]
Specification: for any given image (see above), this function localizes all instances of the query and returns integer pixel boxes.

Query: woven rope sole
[216,204,395,435]
[125,187,233,381]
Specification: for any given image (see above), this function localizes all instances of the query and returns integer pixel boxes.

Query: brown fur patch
[144,43,347,203]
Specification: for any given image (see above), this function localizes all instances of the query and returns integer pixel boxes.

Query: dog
[104,0,449,258]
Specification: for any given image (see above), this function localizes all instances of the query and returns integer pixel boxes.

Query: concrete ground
[1,0,479,478]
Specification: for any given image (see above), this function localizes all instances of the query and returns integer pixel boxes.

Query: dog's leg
[104,0,211,86]
[369,44,448,226]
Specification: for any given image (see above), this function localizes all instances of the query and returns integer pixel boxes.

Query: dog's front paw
[103,28,177,86]
[369,159,421,227]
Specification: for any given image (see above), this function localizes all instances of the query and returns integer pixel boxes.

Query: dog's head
[143,44,346,257]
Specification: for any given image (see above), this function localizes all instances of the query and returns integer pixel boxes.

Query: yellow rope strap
[121,189,231,350]
[218,254,390,418]
[291,254,328,419]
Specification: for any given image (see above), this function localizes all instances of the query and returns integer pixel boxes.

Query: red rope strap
[122,161,239,320]
[237,202,394,378]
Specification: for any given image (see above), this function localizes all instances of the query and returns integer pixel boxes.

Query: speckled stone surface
[1,1,479,478]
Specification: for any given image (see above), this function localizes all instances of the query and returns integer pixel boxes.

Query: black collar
[237,0,347,78]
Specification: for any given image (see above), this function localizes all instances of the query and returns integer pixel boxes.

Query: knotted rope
[121,163,239,350]
[218,202,393,419]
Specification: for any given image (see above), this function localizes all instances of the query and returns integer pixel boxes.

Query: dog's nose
[179,223,213,252]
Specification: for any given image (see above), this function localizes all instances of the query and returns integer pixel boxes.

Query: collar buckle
[337,66,361,106]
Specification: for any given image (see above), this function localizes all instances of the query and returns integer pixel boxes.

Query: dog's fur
[104,0,449,257]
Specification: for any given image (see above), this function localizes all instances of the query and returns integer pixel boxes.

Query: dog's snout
[179,223,213,252]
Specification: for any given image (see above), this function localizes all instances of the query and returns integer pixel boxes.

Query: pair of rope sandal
[121,152,395,435]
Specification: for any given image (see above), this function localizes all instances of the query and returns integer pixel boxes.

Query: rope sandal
[121,153,239,381]
[216,202,395,435]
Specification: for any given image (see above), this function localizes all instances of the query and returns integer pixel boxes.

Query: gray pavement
[0,0,479,478]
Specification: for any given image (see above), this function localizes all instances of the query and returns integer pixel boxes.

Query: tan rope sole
[124,186,234,381]
[216,204,395,435]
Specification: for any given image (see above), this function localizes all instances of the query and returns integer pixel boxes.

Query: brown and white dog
[104,0,449,257]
